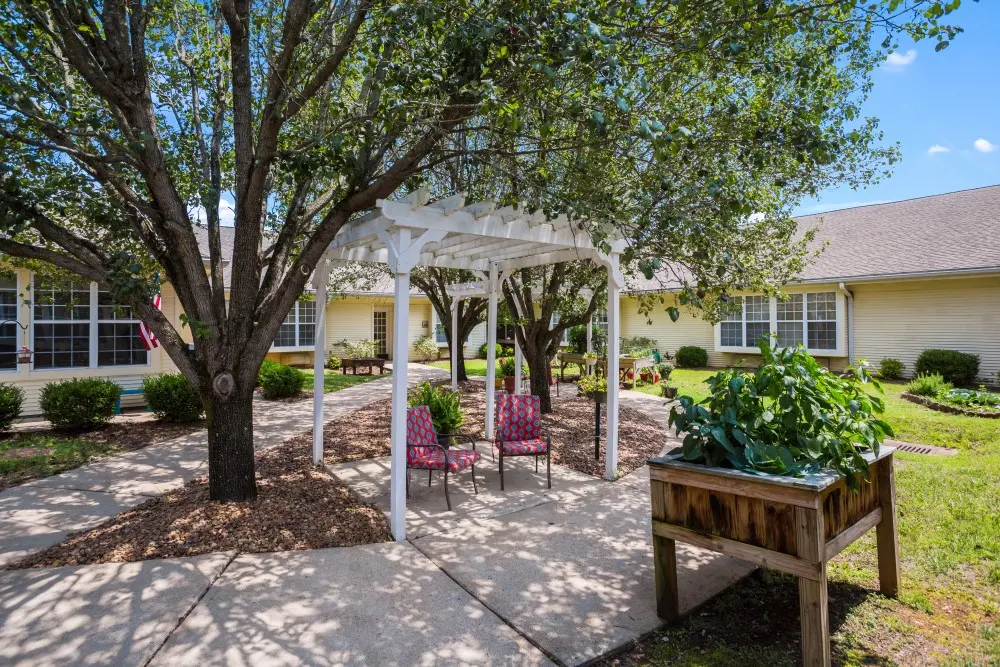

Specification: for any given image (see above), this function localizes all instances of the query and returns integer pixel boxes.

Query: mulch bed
[7,435,390,570]
[287,381,667,478]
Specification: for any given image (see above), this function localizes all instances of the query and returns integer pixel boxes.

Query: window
[97,289,148,366]
[431,309,448,345]
[776,294,804,347]
[717,291,839,353]
[807,292,837,350]
[550,313,570,345]
[273,300,317,348]
[0,276,18,370]
[33,278,91,369]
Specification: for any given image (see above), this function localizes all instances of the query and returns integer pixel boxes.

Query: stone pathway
[0,364,448,567]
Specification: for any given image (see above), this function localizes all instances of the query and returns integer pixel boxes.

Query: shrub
[0,383,24,431]
[258,361,304,399]
[325,355,341,370]
[408,381,464,434]
[40,378,121,430]
[568,325,588,354]
[341,339,378,359]
[142,373,204,422]
[675,345,708,368]
[414,335,439,362]
[623,336,658,355]
[914,349,980,386]
[477,342,502,359]
[906,373,952,398]
[669,338,892,488]
[878,358,905,380]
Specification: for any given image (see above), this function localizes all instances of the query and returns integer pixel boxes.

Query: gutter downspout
[837,282,855,364]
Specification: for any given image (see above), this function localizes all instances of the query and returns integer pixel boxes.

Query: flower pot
[592,390,607,404]
[640,372,651,382]
[494,377,503,390]
[503,375,516,393]
[661,385,677,399]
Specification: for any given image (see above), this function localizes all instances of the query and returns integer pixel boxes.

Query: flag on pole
[139,293,162,350]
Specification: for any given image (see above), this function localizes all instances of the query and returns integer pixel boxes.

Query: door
[372,309,389,359]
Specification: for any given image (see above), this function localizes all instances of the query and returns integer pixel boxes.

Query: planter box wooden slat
[648,447,899,667]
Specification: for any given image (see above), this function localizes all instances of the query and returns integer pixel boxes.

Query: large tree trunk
[205,376,258,501]
[525,342,553,413]
[456,341,469,382]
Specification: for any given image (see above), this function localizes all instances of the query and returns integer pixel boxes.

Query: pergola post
[513,337,523,395]
[586,317,593,354]
[484,263,499,439]
[450,298,459,392]
[312,258,331,465]
[605,253,623,481]
[389,267,410,538]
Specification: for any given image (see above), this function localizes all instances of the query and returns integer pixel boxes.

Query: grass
[606,367,1000,665]
[428,358,489,376]
[0,435,121,490]
[300,368,387,393]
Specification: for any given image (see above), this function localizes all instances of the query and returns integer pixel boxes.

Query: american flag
[138,293,161,350]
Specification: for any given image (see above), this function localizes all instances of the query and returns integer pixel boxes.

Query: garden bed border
[901,392,1000,419]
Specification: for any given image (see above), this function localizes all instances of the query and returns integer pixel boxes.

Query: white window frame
[0,272,21,373]
[430,308,448,347]
[714,291,844,356]
[271,299,318,351]
[550,313,570,345]
[30,277,151,371]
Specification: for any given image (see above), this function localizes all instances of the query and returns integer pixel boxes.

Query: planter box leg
[796,506,830,667]
[652,534,680,621]
[876,455,900,597]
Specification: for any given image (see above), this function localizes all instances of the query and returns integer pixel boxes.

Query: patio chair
[405,405,480,510]
[495,394,551,491]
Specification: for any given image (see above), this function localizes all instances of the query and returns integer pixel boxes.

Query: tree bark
[525,341,554,413]
[455,339,469,382]
[205,375,258,501]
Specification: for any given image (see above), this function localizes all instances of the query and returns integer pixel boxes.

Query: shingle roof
[627,184,1000,292]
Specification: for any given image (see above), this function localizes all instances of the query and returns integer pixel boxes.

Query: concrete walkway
[0,364,448,567]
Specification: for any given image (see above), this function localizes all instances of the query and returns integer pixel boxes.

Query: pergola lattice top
[323,188,625,274]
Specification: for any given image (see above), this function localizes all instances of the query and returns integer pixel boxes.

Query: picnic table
[341,357,387,375]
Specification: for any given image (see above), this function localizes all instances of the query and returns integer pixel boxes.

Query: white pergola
[310,188,625,541]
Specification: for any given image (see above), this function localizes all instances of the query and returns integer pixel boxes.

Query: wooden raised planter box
[648,447,899,667]
[341,357,387,375]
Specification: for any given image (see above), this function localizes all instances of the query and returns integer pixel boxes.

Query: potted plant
[577,374,608,403]
[660,382,678,399]
[499,357,517,393]
[408,381,464,443]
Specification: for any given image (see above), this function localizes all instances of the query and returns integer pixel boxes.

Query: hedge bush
[40,378,121,430]
[325,355,341,370]
[414,335,439,362]
[878,358,905,380]
[258,361,304,399]
[142,373,204,422]
[675,345,708,368]
[477,342,502,359]
[0,383,25,432]
[914,349,980,386]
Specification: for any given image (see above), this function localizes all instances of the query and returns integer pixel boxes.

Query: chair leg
[471,463,478,494]
[547,449,551,489]
[499,451,505,491]
[428,469,432,487]
[535,454,539,472]
[443,468,452,511]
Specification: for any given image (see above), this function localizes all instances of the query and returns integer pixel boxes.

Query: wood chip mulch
[286,381,667,478]
[7,434,391,570]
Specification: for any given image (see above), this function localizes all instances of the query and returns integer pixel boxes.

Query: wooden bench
[341,357,387,375]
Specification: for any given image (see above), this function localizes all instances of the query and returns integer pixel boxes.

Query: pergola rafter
[310,189,624,541]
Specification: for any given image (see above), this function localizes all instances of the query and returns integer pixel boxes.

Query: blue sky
[794,1,1000,215]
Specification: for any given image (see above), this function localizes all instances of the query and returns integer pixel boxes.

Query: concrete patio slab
[0,486,148,567]
[0,552,232,666]
[152,542,552,666]
[411,476,754,666]
[329,453,606,539]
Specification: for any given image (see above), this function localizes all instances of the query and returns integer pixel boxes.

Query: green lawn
[609,368,1000,665]
[300,368,388,393]
[0,434,122,491]
[428,358,489,376]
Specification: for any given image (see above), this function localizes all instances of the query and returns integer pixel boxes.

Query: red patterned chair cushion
[406,405,439,460]
[500,438,548,455]
[497,394,542,441]
[408,448,481,472]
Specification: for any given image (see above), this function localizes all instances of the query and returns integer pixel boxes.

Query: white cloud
[974,138,996,153]
[883,49,917,70]
[927,144,950,155]
[189,197,236,227]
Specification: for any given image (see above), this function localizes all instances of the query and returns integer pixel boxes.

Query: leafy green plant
[408,382,464,434]
[341,339,378,359]
[668,338,892,488]
[577,374,608,396]
[0,383,24,432]
[905,373,952,398]
[325,355,341,370]
[656,362,675,381]
[258,361,304,399]
[878,358,905,380]
[623,336,658,356]
[498,357,517,377]
[477,342,502,359]
[941,387,1000,410]
[568,325,589,354]
[675,346,708,368]
[40,378,121,430]
[414,335,439,362]
[915,349,980,386]
[142,373,204,422]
